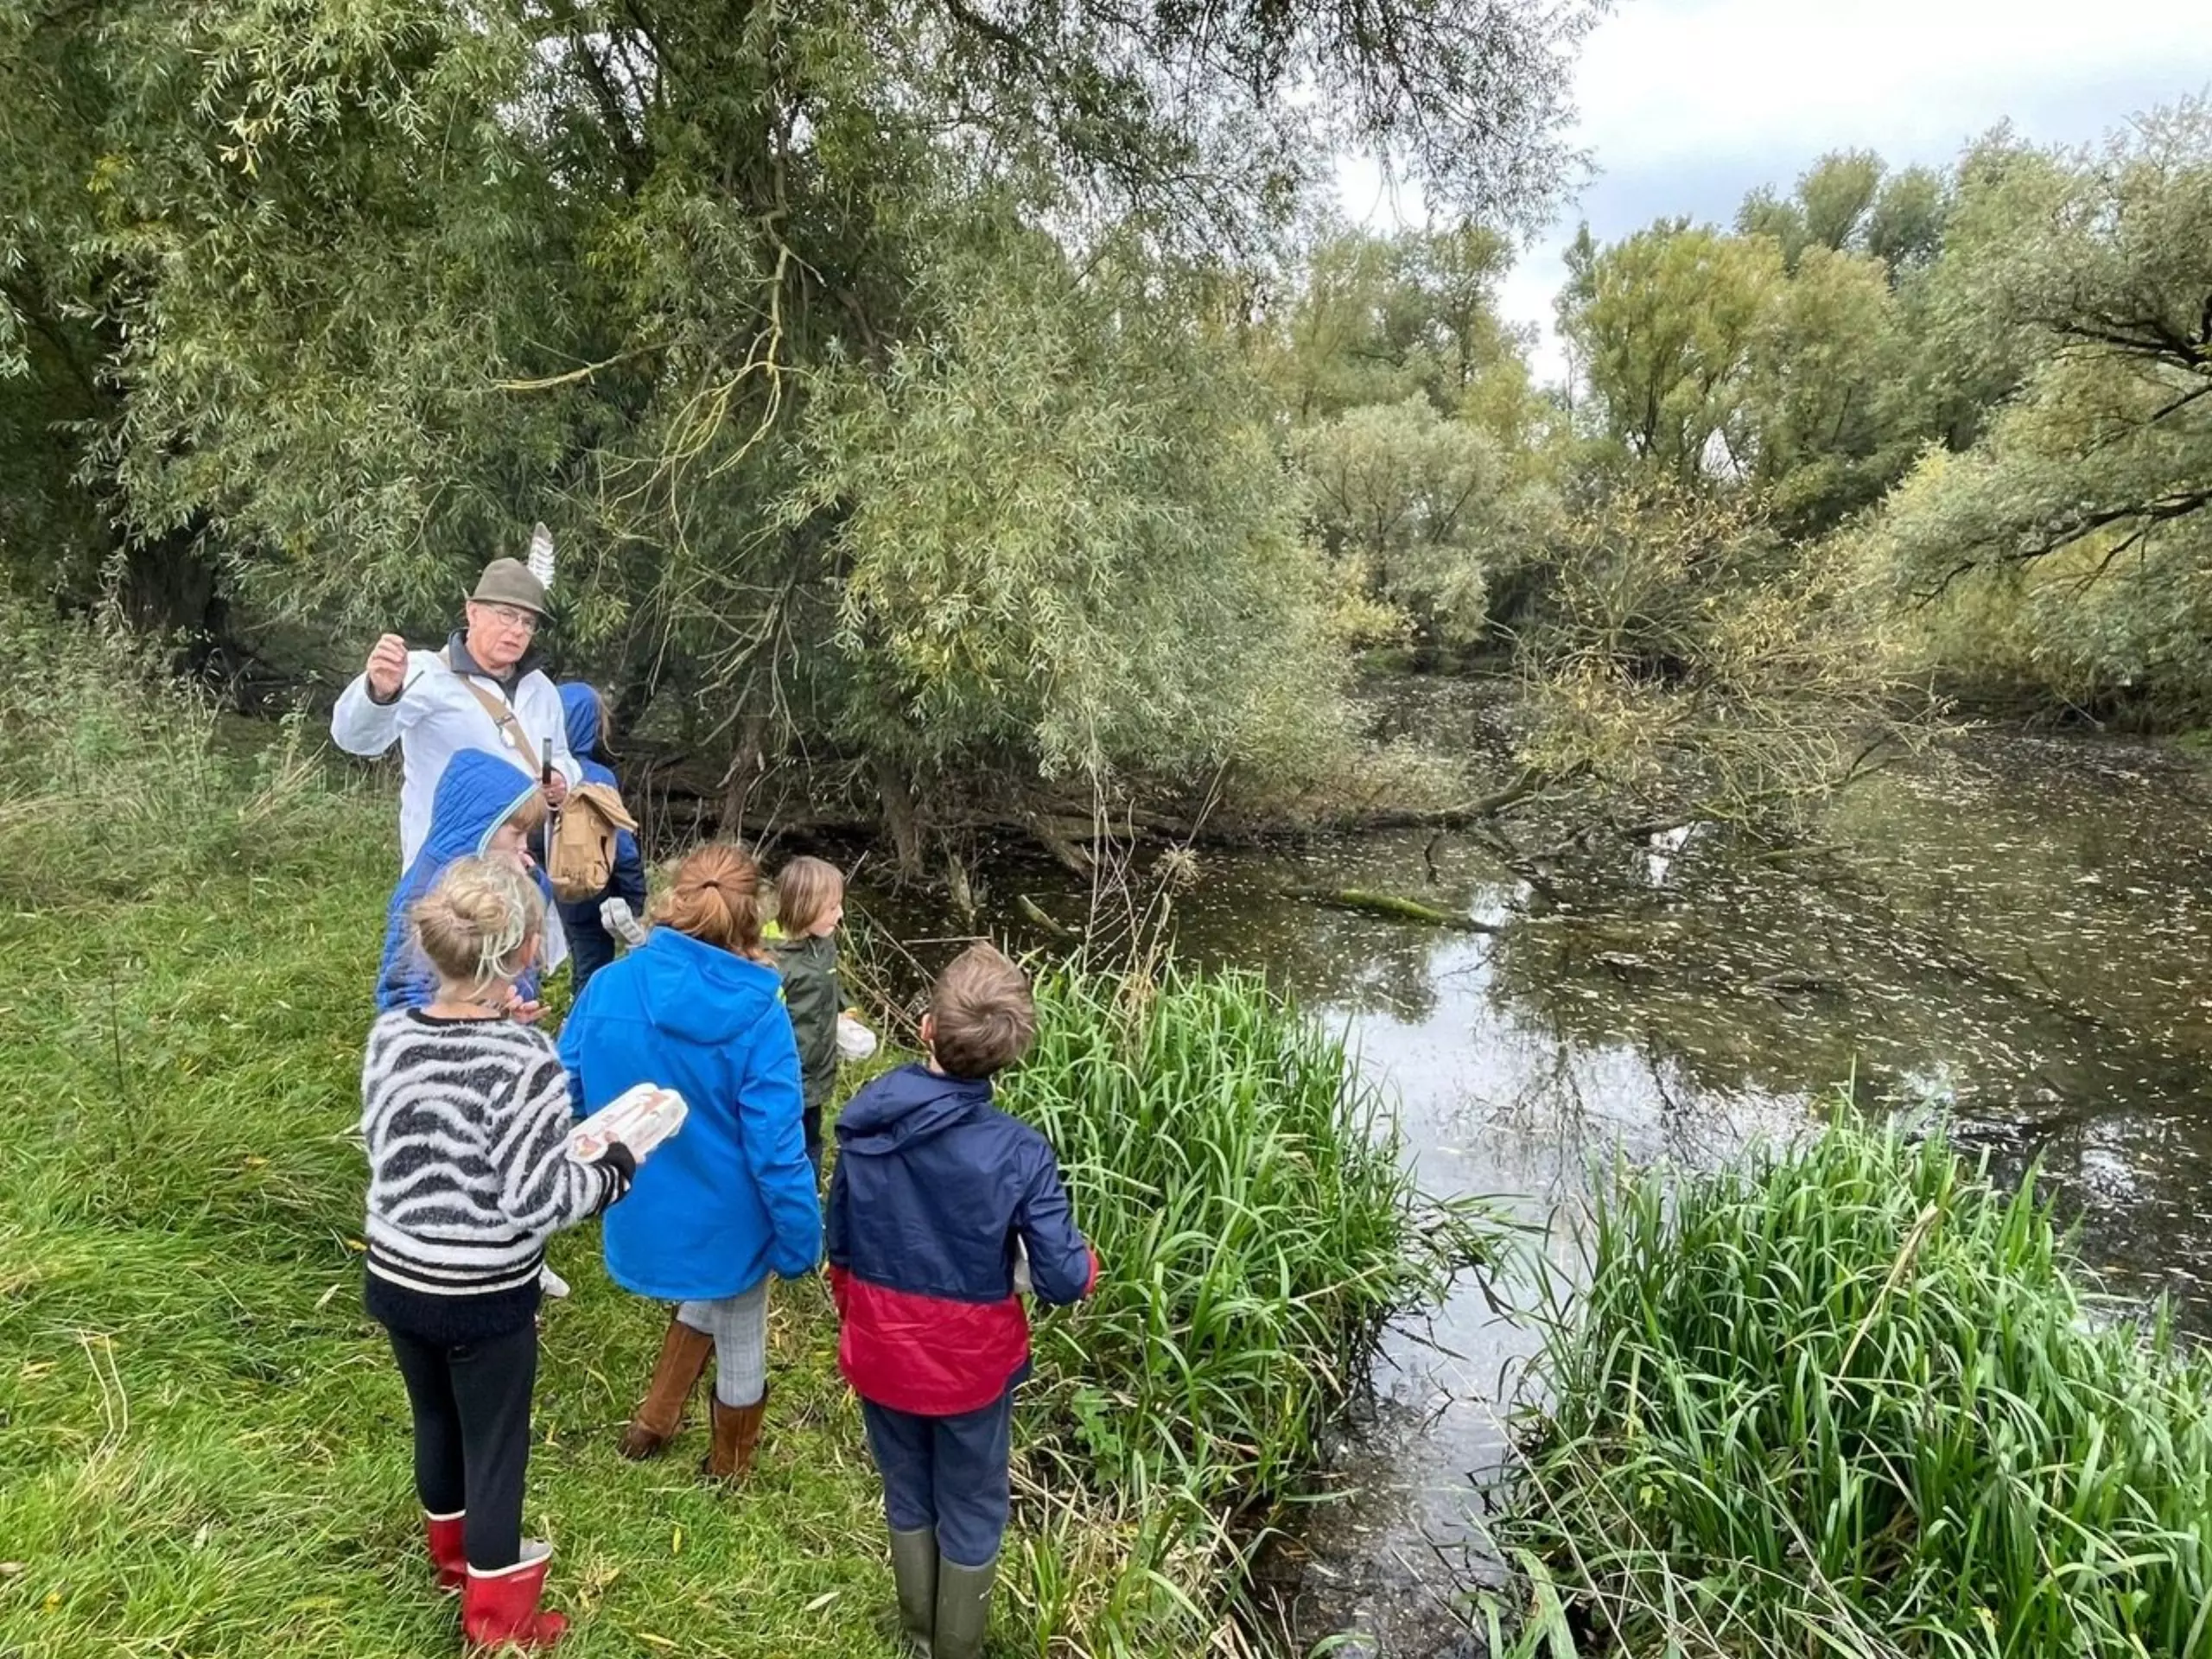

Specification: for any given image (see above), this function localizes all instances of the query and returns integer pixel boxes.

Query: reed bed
[998,963,1505,1646]
[1493,1118,2212,1659]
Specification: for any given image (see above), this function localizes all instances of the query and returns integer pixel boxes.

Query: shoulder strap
[438,646,531,757]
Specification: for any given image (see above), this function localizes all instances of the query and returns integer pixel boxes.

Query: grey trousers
[677,1281,768,1407]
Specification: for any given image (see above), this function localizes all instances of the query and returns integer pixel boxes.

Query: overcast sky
[1341,0,2212,385]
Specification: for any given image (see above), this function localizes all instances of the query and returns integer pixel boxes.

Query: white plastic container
[836,1012,879,1061]
[568,1083,688,1165]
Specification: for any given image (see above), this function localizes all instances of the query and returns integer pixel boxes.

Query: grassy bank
[0,614,1483,1656]
[1489,1120,2212,1659]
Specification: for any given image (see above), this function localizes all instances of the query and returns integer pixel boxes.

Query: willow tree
[1866,102,2212,715]
[1,0,1593,860]
[1559,222,1783,487]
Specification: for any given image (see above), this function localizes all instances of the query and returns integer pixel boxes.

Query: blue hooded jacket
[556,683,647,910]
[374,751,551,1012]
[558,926,823,1300]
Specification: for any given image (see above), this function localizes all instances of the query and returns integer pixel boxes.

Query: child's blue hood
[627,927,786,1045]
[559,683,602,762]
[419,750,539,868]
[373,751,546,1013]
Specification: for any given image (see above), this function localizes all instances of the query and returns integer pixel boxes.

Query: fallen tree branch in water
[1015,894,1074,936]
[1327,766,1552,831]
[1281,887,1500,932]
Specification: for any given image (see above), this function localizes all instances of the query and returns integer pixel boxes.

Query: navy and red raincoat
[826,1064,1098,1417]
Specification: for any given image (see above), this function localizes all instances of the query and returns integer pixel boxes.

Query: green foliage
[1748,245,1914,531]
[795,233,1342,788]
[1560,222,1783,487]
[1263,219,1563,658]
[1294,394,1559,647]
[1561,181,1951,534]
[1861,103,2212,716]
[1512,486,1905,826]
[0,607,355,900]
[1864,164,1951,278]
[1259,219,1530,422]
[1497,1116,2212,1657]
[1796,149,1886,256]
[0,0,1592,848]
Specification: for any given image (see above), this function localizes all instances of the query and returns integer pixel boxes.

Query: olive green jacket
[772,932,842,1112]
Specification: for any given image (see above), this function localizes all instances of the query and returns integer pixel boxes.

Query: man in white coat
[330,556,582,871]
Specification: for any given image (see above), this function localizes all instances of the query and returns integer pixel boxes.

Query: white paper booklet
[568,1083,688,1165]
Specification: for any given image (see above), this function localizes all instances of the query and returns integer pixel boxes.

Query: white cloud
[1341,0,2212,387]
[1574,0,2202,168]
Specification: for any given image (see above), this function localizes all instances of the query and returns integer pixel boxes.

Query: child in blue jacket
[554,683,648,994]
[826,944,1097,1659]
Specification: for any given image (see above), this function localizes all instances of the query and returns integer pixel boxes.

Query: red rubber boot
[424,1510,467,1593]
[461,1542,569,1650]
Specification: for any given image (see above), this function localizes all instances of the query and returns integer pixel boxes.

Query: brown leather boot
[700,1389,768,1482]
[618,1318,712,1460]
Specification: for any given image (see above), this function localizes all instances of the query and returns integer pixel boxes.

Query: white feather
[525,522,556,592]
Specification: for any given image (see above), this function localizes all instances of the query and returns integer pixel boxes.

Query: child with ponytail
[559,843,822,1481]
[360,855,648,1649]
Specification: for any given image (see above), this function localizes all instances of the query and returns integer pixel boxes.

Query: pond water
[849,719,2212,1656]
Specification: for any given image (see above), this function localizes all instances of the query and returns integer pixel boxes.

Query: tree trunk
[718,709,769,838]
[874,756,924,877]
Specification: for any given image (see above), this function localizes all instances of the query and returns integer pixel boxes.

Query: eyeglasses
[474,603,540,635]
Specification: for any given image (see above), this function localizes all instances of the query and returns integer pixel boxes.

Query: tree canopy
[0,0,1595,858]
[7,0,2209,868]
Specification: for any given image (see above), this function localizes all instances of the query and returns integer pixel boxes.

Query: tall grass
[1493,1117,2212,1658]
[1000,963,1505,1649]
[0,607,351,899]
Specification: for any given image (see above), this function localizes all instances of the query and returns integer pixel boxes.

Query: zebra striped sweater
[360,1009,630,1339]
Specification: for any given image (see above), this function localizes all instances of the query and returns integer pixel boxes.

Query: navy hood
[625,926,785,1046]
[559,682,603,762]
[835,1064,993,1157]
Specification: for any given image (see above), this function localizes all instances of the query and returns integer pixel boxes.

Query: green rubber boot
[931,1551,996,1659]
[887,1527,938,1654]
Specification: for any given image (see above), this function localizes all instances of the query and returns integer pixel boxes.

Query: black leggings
[386,1321,538,1571]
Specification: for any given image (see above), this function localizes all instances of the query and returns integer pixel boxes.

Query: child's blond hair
[499,791,549,840]
[774,855,844,937]
[412,856,543,995]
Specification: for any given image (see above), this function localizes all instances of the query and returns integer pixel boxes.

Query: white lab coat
[331,649,582,968]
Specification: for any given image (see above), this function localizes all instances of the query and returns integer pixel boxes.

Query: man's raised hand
[365,633,410,702]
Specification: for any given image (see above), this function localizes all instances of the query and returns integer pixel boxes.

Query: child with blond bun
[360,855,645,1650]
[770,855,847,1179]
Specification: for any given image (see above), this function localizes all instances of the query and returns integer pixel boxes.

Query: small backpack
[547,782,639,904]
